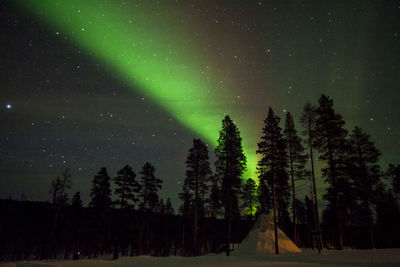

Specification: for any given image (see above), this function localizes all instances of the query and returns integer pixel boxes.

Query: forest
[1,94,400,261]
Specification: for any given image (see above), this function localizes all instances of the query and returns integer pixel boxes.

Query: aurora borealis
[20,0,259,178]
[1,1,399,207]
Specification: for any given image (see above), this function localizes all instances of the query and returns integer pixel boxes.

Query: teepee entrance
[233,214,301,255]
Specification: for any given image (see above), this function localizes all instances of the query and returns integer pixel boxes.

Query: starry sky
[1,0,399,208]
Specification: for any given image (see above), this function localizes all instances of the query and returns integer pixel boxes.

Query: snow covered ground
[3,249,400,267]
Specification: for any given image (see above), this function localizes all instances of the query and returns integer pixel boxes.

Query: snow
[3,249,400,267]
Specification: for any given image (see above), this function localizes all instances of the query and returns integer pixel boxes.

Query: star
[6,104,12,109]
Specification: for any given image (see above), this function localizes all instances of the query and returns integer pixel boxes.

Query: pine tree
[387,163,400,209]
[300,102,323,251]
[284,112,308,245]
[89,167,112,210]
[374,183,400,247]
[165,198,174,215]
[50,176,61,205]
[348,126,382,249]
[138,162,162,254]
[138,162,162,212]
[114,164,140,209]
[72,191,82,209]
[257,107,289,254]
[215,115,246,256]
[158,199,165,215]
[181,138,212,255]
[206,174,221,218]
[304,195,315,248]
[71,191,82,259]
[48,168,72,258]
[314,95,349,250]
[257,177,271,214]
[179,181,193,217]
[50,168,72,206]
[241,178,257,219]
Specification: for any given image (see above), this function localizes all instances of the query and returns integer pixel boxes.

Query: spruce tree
[314,95,349,250]
[138,162,162,254]
[114,164,140,209]
[304,195,315,248]
[206,174,221,218]
[165,198,174,215]
[89,167,112,210]
[241,178,257,219]
[257,177,271,214]
[71,191,82,259]
[284,112,307,245]
[182,138,212,255]
[348,126,382,249]
[72,191,82,209]
[300,102,323,250]
[387,163,400,208]
[138,162,162,212]
[215,115,246,256]
[158,199,165,215]
[257,107,289,254]
[179,181,193,217]
[50,168,72,206]
[88,167,112,258]
[48,168,72,258]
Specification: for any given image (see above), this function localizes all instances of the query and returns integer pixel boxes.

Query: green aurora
[20,0,259,179]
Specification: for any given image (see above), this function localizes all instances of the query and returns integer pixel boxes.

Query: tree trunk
[113,241,119,260]
[324,115,342,250]
[365,201,375,249]
[250,195,253,220]
[193,154,199,256]
[336,193,344,250]
[289,151,297,245]
[308,121,323,252]
[273,177,279,254]
[369,226,375,250]
[226,200,232,256]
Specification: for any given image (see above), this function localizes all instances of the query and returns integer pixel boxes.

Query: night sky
[1,0,399,208]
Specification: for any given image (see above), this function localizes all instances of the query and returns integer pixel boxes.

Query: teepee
[233,213,301,255]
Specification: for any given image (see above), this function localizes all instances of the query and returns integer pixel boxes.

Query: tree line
[1,94,400,261]
[177,94,400,255]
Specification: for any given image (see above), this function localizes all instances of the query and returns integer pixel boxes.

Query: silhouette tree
[49,168,72,206]
[387,163,400,209]
[215,115,246,256]
[89,167,112,257]
[206,174,221,218]
[158,199,165,215]
[314,95,350,250]
[138,162,162,212]
[374,183,400,247]
[165,198,174,215]
[300,102,323,251]
[89,167,112,210]
[241,178,257,219]
[257,107,289,254]
[257,176,271,214]
[138,162,162,254]
[48,168,72,258]
[303,195,315,248]
[284,112,308,245]
[72,191,82,209]
[181,138,212,255]
[71,191,82,259]
[114,165,140,209]
[348,126,382,249]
